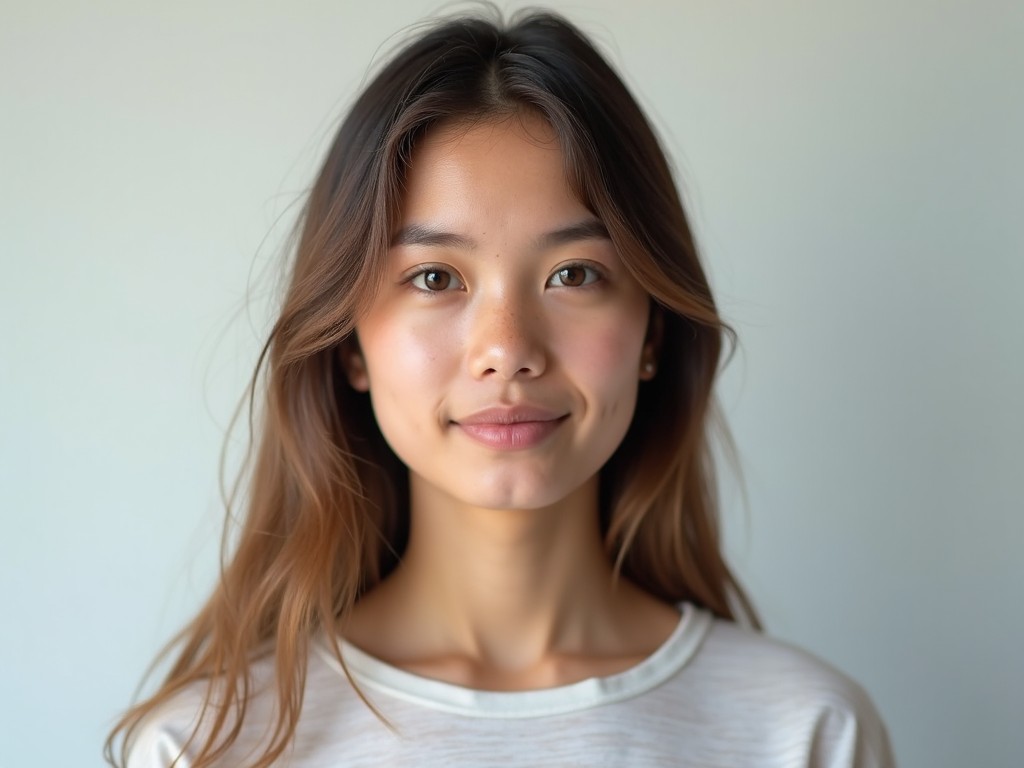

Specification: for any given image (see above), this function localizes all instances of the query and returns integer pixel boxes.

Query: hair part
[106,8,757,768]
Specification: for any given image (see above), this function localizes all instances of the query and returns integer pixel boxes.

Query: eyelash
[546,262,604,288]
[403,261,605,294]
[406,265,465,293]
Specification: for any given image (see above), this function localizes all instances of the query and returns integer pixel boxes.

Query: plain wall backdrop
[2,1,1021,766]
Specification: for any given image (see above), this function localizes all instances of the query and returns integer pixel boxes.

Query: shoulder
[697,618,875,703]
[123,642,373,768]
[124,682,208,768]
[124,655,282,768]
[660,610,896,767]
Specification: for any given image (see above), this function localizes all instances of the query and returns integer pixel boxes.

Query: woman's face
[349,113,654,512]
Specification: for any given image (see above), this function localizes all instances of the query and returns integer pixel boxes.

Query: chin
[458,470,589,513]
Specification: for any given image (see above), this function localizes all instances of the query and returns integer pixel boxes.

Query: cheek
[362,317,454,388]
[555,312,646,409]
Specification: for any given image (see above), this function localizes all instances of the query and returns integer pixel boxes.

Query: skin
[342,112,679,690]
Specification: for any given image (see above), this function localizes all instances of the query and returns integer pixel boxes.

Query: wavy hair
[106,8,758,768]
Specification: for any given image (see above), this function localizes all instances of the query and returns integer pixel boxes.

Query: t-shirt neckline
[317,602,712,719]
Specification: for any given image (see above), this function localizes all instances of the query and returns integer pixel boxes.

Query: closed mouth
[452,409,569,450]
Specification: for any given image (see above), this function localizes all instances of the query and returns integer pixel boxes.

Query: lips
[452,406,568,450]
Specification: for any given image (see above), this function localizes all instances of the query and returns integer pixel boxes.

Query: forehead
[397,113,589,231]
[418,111,561,155]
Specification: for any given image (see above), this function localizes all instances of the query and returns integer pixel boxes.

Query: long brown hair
[106,8,758,768]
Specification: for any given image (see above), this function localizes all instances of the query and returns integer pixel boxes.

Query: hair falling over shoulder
[106,8,759,768]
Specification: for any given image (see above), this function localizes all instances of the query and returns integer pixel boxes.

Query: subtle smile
[452,407,569,450]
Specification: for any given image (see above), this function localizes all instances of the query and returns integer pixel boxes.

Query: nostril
[467,319,547,380]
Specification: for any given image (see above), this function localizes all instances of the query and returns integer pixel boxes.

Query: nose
[466,291,547,381]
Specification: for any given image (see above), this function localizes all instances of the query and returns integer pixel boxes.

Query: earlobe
[639,357,657,381]
[639,305,664,381]
[341,338,370,392]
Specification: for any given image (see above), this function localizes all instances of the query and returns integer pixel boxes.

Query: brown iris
[424,270,451,290]
[556,266,586,287]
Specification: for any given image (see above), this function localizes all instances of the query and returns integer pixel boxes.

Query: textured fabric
[127,603,894,767]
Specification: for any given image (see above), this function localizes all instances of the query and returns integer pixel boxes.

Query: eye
[409,267,462,292]
[547,263,602,288]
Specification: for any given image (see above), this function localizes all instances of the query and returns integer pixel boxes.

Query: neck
[343,474,680,688]
[402,475,618,666]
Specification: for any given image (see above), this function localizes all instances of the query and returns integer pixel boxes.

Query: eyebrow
[537,219,610,249]
[390,224,475,249]
[390,218,611,251]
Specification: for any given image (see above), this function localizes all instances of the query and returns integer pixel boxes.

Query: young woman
[109,10,893,768]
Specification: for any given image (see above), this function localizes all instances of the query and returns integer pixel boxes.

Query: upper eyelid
[401,262,455,279]
[402,264,465,292]
[399,260,608,289]
[547,260,606,285]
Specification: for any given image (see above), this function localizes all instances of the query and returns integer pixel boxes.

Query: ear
[341,336,370,392]
[639,304,664,381]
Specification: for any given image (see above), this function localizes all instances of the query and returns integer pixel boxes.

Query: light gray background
[2,1,1021,766]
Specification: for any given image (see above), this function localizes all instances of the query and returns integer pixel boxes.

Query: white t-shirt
[128,603,894,767]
